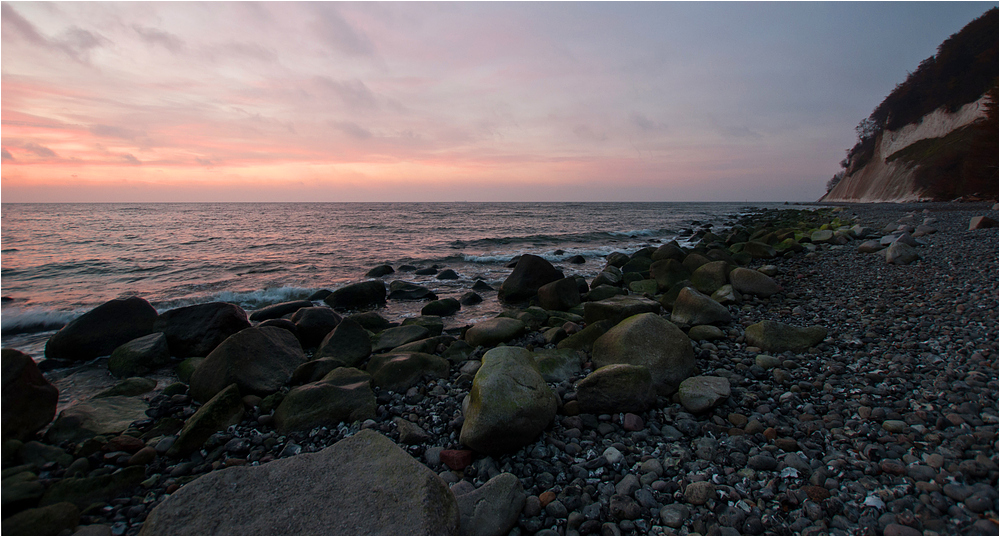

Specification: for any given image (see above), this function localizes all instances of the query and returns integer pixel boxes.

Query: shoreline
[3,201,997,536]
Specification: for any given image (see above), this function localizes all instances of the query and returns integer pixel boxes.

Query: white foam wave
[608,229,656,237]
[155,286,316,312]
[0,307,78,335]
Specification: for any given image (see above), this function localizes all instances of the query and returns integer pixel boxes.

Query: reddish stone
[166,484,180,494]
[801,485,830,502]
[880,459,906,475]
[440,449,473,471]
[103,435,146,454]
[127,446,157,466]
[623,413,644,431]
[763,427,777,441]
[539,490,557,508]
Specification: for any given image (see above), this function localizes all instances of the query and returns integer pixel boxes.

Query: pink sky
[1,1,993,202]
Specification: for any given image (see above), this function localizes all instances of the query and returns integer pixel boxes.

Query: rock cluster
[2,202,997,537]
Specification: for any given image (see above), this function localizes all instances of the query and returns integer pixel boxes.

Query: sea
[1,202,808,366]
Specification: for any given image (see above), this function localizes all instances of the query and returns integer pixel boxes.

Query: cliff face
[822,96,990,202]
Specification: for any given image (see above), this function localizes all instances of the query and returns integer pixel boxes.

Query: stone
[248,300,313,322]
[649,259,691,292]
[677,376,730,413]
[106,332,170,378]
[40,466,145,509]
[289,307,343,348]
[394,417,431,445]
[273,368,376,433]
[592,313,696,396]
[422,298,461,317]
[2,501,80,535]
[755,354,781,369]
[324,280,388,311]
[45,297,158,361]
[373,325,431,353]
[498,254,564,303]
[189,326,306,403]
[742,241,777,259]
[44,396,148,445]
[969,216,998,230]
[744,320,826,353]
[537,277,582,311]
[93,377,157,398]
[366,352,449,392]
[688,325,725,341]
[153,302,251,358]
[386,281,437,301]
[575,364,655,414]
[884,242,920,265]
[314,318,371,367]
[346,311,393,332]
[401,316,445,337]
[456,472,526,536]
[2,348,58,442]
[660,504,689,528]
[670,286,733,326]
[710,284,742,305]
[810,230,834,243]
[365,264,395,278]
[690,260,730,295]
[460,347,557,455]
[436,269,460,280]
[460,292,483,306]
[651,243,686,262]
[142,430,459,535]
[857,240,883,254]
[556,319,614,352]
[583,295,661,326]
[684,481,716,505]
[729,267,781,297]
[15,440,73,467]
[465,317,526,348]
[167,384,245,457]
[532,348,583,383]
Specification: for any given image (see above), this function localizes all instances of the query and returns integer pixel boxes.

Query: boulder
[347,311,393,332]
[290,307,342,349]
[670,287,732,326]
[189,326,307,403]
[605,252,630,267]
[575,364,655,414]
[681,253,711,273]
[688,325,726,341]
[2,349,58,442]
[464,317,526,348]
[273,368,376,433]
[590,270,622,289]
[314,318,371,367]
[620,256,652,274]
[710,284,741,305]
[45,297,157,360]
[167,384,244,457]
[460,347,557,455]
[248,300,313,322]
[373,325,431,353]
[93,377,157,398]
[586,284,626,302]
[456,472,526,536]
[387,281,438,301]
[690,261,730,295]
[628,279,658,295]
[650,243,686,262]
[658,280,694,310]
[1,501,79,536]
[729,267,781,298]
[141,430,460,536]
[537,277,582,311]
[421,298,461,317]
[592,313,696,396]
[744,320,826,353]
[969,216,998,230]
[153,302,251,358]
[289,357,347,386]
[324,280,387,311]
[677,376,730,413]
[366,352,449,392]
[436,269,460,280]
[460,292,483,306]
[44,396,148,445]
[532,348,583,383]
[810,230,834,244]
[498,254,564,303]
[556,319,614,352]
[401,316,445,337]
[365,264,395,278]
[583,295,661,326]
[857,240,883,254]
[884,242,920,265]
[107,332,170,378]
[742,241,777,259]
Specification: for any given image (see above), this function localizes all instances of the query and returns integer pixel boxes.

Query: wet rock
[421,298,461,317]
[456,472,526,535]
[45,396,149,445]
[40,466,145,509]
[498,254,564,303]
[2,501,79,535]
[465,317,526,348]
[314,318,371,367]
[45,296,158,361]
[274,368,376,434]
[325,280,388,311]
[677,375,730,413]
[367,352,449,392]
[575,364,655,414]
[248,300,313,322]
[537,277,582,311]
[744,320,826,353]
[2,348,58,442]
[167,384,244,457]
[670,286,733,326]
[583,296,661,326]
[107,332,170,378]
[189,326,306,403]
[289,307,343,348]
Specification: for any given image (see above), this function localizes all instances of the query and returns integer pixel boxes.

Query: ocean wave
[450,229,670,250]
[154,286,317,313]
[0,307,77,335]
[608,229,657,237]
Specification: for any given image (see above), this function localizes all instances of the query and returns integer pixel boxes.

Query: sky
[1,1,994,202]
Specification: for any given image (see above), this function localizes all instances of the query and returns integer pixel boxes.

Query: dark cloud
[120,153,141,165]
[315,77,379,109]
[1,148,13,161]
[89,124,145,140]
[330,121,373,140]
[1,4,109,63]
[21,142,58,159]
[195,157,214,166]
[133,25,185,52]
[311,5,375,57]
[629,112,668,133]
[1,3,49,46]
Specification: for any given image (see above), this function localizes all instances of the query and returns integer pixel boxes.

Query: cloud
[1,3,48,47]
[330,121,373,140]
[21,142,59,159]
[1,148,13,161]
[1,4,109,63]
[89,124,146,140]
[572,124,607,142]
[314,77,379,109]
[120,153,141,165]
[629,112,669,133]
[311,5,376,57]
[195,158,214,166]
[133,25,185,52]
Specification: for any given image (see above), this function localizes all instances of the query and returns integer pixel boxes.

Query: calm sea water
[1,202,800,359]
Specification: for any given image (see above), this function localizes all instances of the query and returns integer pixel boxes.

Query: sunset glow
[2,1,993,202]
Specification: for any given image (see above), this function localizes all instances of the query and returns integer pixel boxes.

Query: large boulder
[592,313,697,396]
[649,259,691,292]
[45,297,157,360]
[422,298,461,317]
[366,352,449,392]
[533,348,584,383]
[556,319,614,352]
[141,430,460,535]
[583,295,661,326]
[1,502,79,536]
[248,300,313,322]
[537,277,582,311]
[290,307,342,348]
[108,332,170,378]
[729,268,781,297]
[677,376,731,413]
[373,325,431,353]
[456,472,526,536]
[153,302,251,358]
[498,254,564,303]
[2,349,58,442]
[39,467,145,509]
[324,280,387,311]
[690,261,730,295]
[575,364,655,414]
[669,287,732,326]
[651,243,686,262]
[742,241,777,259]
[464,317,526,348]
[314,318,371,367]
[460,347,557,455]
[969,216,998,230]
[387,281,438,301]
[744,320,827,353]
[273,368,376,433]
[884,241,920,265]
[45,396,149,444]
[189,326,306,403]
[167,383,245,457]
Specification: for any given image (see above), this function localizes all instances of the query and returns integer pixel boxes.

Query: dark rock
[498,254,564,303]
[367,352,449,392]
[189,326,306,403]
[324,280,387,311]
[373,325,431,353]
[45,396,148,445]
[93,377,157,398]
[314,318,371,367]
[167,384,244,457]
[465,318,526,348]
[436,269,460,280]
[366,264,395,278]
[537,277,582,311]
[346,311,393,332]
[387,281,438,301]
[2,348,58,442]
[422,298,461,317]
[2,501,79,535]
[583,296,660,326]
[669,287,732,326]
[248,300,313,322]
[456,472,526,536]
[460,292,483,305]
[108,332,170,378]
[273,368,376,433]
[40,466,145,509]
[289,307,342,348]
[153,302,251,358]
[592,313,696,396]
[576,364,655,414]
[744,320,826,353]
[45,297,157,360]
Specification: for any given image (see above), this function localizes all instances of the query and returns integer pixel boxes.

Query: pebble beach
[3,201,997,536]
